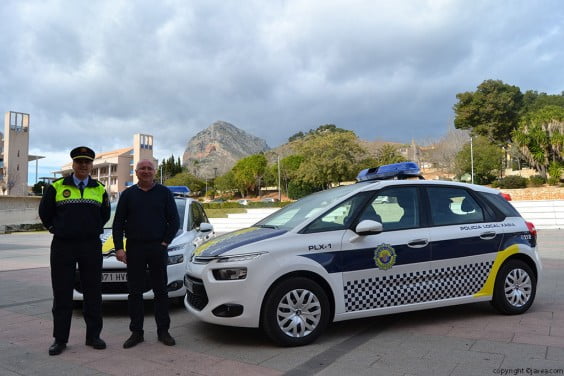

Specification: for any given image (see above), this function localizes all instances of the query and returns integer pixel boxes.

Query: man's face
[136,161,156,184]
[72,158,93,180]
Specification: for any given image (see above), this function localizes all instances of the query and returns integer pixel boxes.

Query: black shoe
[48,341,66,356]
[85,337,106,350]
[157,331,176,346]
[123,332,144,349]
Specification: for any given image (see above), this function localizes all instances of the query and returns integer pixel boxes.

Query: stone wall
[498,186,564,200]
[0,196,43,232]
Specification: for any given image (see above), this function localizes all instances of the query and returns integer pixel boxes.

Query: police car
[73,193,215,304]
[183,162,541,346]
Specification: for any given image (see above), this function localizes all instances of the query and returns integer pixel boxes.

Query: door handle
[407,239,429,248]
[479,231,497,240]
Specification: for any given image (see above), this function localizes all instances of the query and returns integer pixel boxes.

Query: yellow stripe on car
[473,244,519,298]
[101,235,126,254]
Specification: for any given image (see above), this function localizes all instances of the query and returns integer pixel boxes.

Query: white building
[0,111,44,196]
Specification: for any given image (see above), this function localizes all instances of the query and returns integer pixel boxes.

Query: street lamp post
[470,136,475,184]
[277,155,281,201]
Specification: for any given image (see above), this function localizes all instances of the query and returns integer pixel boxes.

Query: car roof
[353,178,501,195]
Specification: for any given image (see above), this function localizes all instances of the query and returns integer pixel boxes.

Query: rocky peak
[183,121,269,178]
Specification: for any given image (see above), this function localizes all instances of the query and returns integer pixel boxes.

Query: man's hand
[116,249,127,264]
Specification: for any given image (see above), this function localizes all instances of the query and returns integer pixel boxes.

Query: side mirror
[199,222,214,233]
[355,219,383,235]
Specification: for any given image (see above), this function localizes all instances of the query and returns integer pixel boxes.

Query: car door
[425,186,503,301]
[190,201,214,247]
[337,186,432,315]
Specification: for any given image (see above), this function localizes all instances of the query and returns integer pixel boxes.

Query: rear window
[479,192,522,218]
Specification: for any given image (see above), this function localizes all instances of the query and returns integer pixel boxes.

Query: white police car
[73,194,214,303]
[184,163,541,346]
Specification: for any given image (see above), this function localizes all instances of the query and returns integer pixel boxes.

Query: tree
[279,155,304,196]
[425,127,470,171]
[294,131,366,189]
[32,181,48,195]
[214,171,238,195]
[288,124,349,143]
[232,154,268,196]
[521,90,564,115]
[454,136,504,184]
[373,144,407,165]
[512,105,564,177]
[453,80,523,146]
[163,172,205,194]
[157,154,183,182]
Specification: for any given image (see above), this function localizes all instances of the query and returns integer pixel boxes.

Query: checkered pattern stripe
[344,261,494,312]
[56,199,102,206]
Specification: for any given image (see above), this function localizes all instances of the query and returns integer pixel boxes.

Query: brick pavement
[0,230,563,375]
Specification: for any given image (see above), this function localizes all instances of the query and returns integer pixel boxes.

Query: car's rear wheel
[492,259,536,315]
[262,277,330,346]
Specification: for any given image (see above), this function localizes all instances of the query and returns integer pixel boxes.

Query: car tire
[261,277,330,346]
[491,259,536,315]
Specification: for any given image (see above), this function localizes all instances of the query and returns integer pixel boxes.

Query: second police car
[184,163,541,346]
[74,188,215,304]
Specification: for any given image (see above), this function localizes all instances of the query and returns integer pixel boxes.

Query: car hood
[100,229,118,255]
[100,228,188,256]
[193,227,286,257]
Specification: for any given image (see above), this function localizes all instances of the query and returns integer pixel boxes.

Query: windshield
[104,198,186,230]
[254,183,367,231]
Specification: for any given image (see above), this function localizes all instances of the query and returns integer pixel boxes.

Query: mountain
[182,121,270,179]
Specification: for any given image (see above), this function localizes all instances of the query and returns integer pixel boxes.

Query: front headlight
[167,254,184,265]
[212,268,247,280]
[167,243,187,253]
[215,252,267,263]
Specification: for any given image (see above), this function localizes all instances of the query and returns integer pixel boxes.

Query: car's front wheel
[492,259,536,315]
[262,277,330,346]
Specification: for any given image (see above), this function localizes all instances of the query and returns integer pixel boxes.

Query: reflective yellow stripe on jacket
[52,179,105,206]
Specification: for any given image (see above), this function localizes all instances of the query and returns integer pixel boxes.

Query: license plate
[185,278,194,293]
[102,272,128,283]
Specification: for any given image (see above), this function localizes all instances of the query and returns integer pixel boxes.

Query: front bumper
[183,256,274,328]
[72,256,187,301]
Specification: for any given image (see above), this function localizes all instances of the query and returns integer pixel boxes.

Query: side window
[197,203,210,224]
[190,202,204,229]
[304,194,368,233]
[364,187,419,231]
[427,187,484,226]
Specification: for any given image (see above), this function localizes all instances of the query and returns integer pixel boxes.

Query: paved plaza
[0,230,563,375]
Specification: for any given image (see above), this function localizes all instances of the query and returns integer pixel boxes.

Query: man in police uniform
[39,146,110,356]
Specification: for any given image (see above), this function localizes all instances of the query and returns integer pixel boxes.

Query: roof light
[356,162,423,181]
[167,185,191,197]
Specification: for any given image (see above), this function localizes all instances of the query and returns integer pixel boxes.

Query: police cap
[70,146,95,161]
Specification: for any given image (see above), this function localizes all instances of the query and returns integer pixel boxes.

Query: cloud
[1,0,563,179]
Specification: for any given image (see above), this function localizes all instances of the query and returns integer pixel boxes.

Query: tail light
[501,193,512,201]
[526,221,537,240]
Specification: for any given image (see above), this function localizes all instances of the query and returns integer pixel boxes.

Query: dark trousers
[126,240,170,333]
[50,237,103,343]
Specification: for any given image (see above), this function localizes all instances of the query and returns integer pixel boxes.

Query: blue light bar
[356,162,422,181]
[167,185,191,196]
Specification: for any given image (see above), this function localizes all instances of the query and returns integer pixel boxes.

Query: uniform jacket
[39,174,111,240]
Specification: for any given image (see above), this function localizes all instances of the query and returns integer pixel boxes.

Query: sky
[1,0,563,184]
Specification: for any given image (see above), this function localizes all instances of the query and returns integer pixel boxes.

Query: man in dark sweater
[112,159,180,348]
